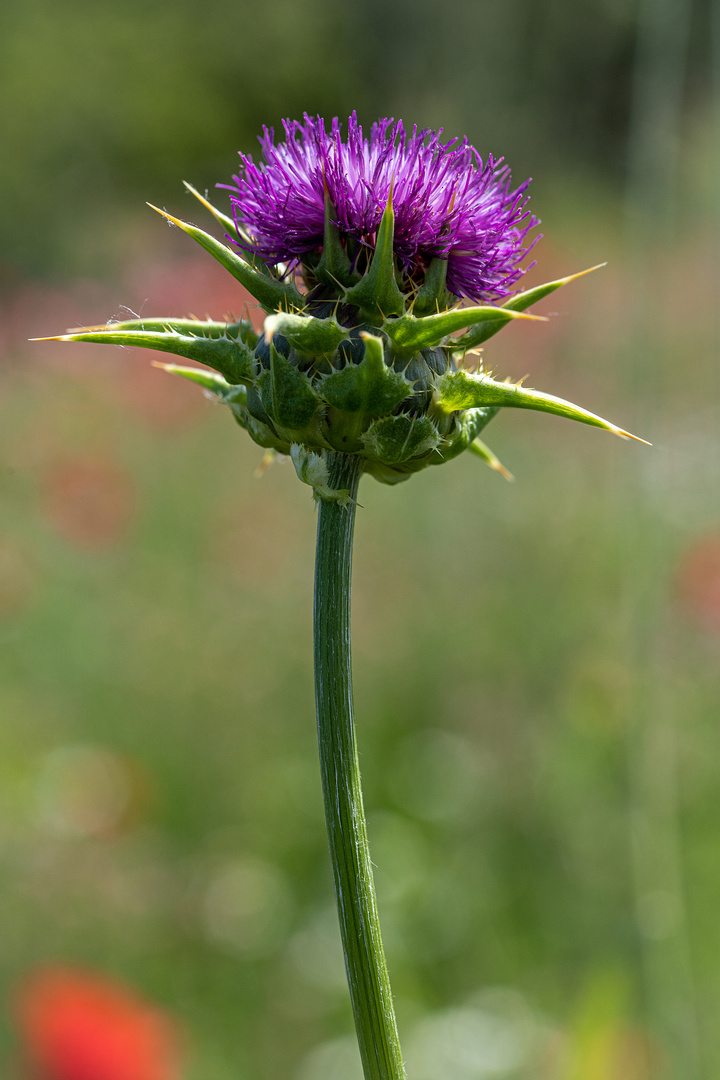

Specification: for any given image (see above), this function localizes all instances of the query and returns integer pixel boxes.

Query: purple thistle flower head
[52,127,638,487]
[223,113,539,304]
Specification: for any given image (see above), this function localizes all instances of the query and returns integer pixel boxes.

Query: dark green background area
[0,2,719,1079]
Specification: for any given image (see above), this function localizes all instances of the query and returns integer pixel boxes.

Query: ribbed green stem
[313,451,406,1080]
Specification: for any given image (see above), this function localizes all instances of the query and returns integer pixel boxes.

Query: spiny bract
[45,114,645,500]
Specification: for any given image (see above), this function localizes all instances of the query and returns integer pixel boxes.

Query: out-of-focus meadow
[0,1,718,1077]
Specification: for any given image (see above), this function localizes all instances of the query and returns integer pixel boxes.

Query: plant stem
[313,451,406,1080]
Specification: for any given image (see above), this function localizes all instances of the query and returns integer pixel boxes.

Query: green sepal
[319,332,411,416]
[49,327,254,385]
[314,188,356,288]
[259,344,325,432]
[243,414,291,450]
[413,258,452,318]
[290,444,354,505]
[362,462,414,485]
[344,194,406,319]
[264,311,349,356]
[435,370,648,441]
[361,413,442,464]
[147,204,303,313]
[431,406,499,464]
[452,265,605,352]
[91,316,259,350]
[384,305,543,357]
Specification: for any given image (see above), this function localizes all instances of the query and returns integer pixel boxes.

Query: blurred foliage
[1,0,719,1078]
[0,0,352,278]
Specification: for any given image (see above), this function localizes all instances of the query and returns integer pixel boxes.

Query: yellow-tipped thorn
[470,437,515,481]
[612,427,651,445]
[560,262,607,284]
[516,312,549,322]
[147,202,186,229]
[493,461,515,482]
[29,335,68,342]
[182,182,220,217]
[182,181,244,238]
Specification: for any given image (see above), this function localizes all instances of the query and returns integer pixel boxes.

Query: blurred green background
[0,0,719,1077]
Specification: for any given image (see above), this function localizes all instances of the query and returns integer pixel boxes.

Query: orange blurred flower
[675,532,720,632]
[14,968,182,1080]
[43,456,137,550]
[119,358,206,432]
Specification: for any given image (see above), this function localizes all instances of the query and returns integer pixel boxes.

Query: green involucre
[47,195,642,501]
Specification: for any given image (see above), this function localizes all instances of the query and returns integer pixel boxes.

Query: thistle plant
[41,113,646,1080]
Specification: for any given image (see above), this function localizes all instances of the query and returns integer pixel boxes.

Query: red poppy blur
[14,968,182,1080]
[675,533,720,632]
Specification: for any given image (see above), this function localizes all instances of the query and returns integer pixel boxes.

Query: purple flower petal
[222,113,539,303]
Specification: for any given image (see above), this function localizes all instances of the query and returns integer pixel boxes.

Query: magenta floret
[223,113,538,303]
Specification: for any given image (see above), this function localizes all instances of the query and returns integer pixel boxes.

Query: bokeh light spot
[201,857,291,956]
[36,744,147,840]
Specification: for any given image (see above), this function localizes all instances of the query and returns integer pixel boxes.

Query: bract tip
[614,428,652,445]
[147,203,183,228]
